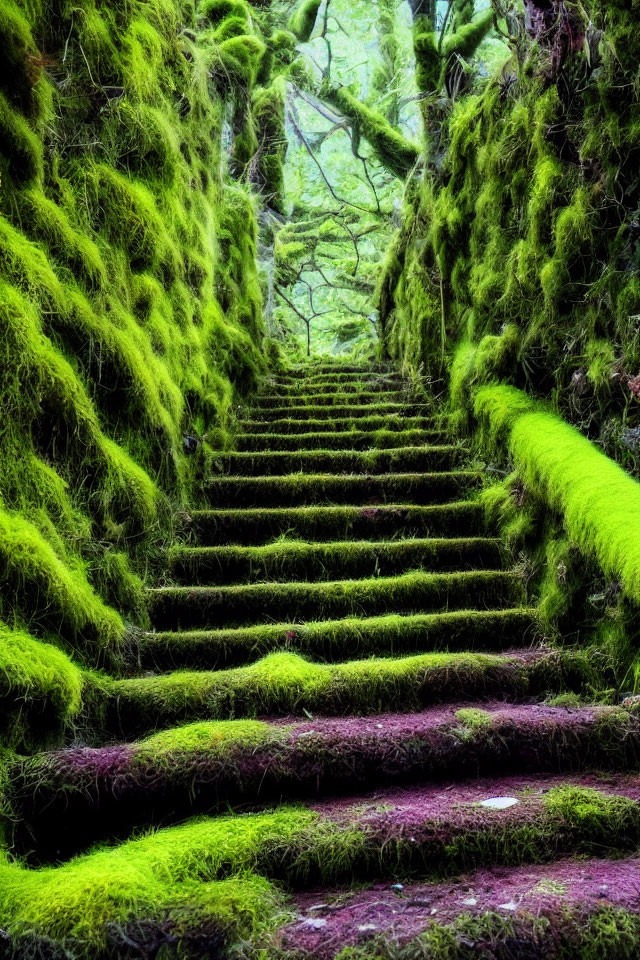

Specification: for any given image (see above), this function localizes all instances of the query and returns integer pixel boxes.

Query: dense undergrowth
[0,0,306,745]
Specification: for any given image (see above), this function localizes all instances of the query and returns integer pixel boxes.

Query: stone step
[185,502,484,545]
[204,471,481,508]
[245,402,433,422]
[250,391,410,409]
[6,773,639,956]
[280,854,640,959]
[167,537,504,585]
[267,369,402,386]
[239,414,438,434]
[208,446,466,476]
[275,364,386,378]
[11,704,636,859]
[97,647,590,739]
[148,568,526,630]
[236,428,446,451]
[136,608,539,671]
[259,378,410,396]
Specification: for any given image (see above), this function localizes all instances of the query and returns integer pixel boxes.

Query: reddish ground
[281,854,640,957]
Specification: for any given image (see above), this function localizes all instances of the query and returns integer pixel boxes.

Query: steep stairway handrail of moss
[474,383,640,606]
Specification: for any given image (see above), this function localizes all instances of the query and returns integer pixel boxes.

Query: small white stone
[430,908,438,915]
[301,918,327,929]
[480,797,519,810]
[499,901,518,912]
[358,924,377,932]
[462,897,477,906]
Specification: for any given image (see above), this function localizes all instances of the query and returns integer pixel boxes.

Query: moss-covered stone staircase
[8,364,640,959]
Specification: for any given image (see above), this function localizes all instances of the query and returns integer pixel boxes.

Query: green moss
[0,1,45,120]
[0,0,266,731]
[212,33,266,92]
[449,327,520,431]
[138,608,538,670]
[538,537,575,630]
[545,691,585,708]
[479,475,535,547]
[136,718,275,759]
[99,647,591,735]
[321,84,420,180]
[2,771,639,954]
[474,385,640,607]
[0,843,284,957]
[455,707,493,729]
[287,0,322,43]
[544,786,640,843]
[252,77,287,212]
[186,499,480,543]
[238,427,443,451]
[0,503,123,660]
[0,92,43,183]
[209,444,463,476]
[333,907,640,960]
[149,567,523,629]
[169,535,502,585]
[441,10,494,61]
[0,622,84,748]
[413,20,439,94]
[586,338,616,389]
[199,0,252,27]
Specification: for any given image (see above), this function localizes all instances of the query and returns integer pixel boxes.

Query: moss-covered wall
[0,0,292,747]
[379,0,640,678]
[380,0,640,470]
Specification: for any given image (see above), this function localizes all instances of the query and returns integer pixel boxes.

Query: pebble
[480,796,519,810]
